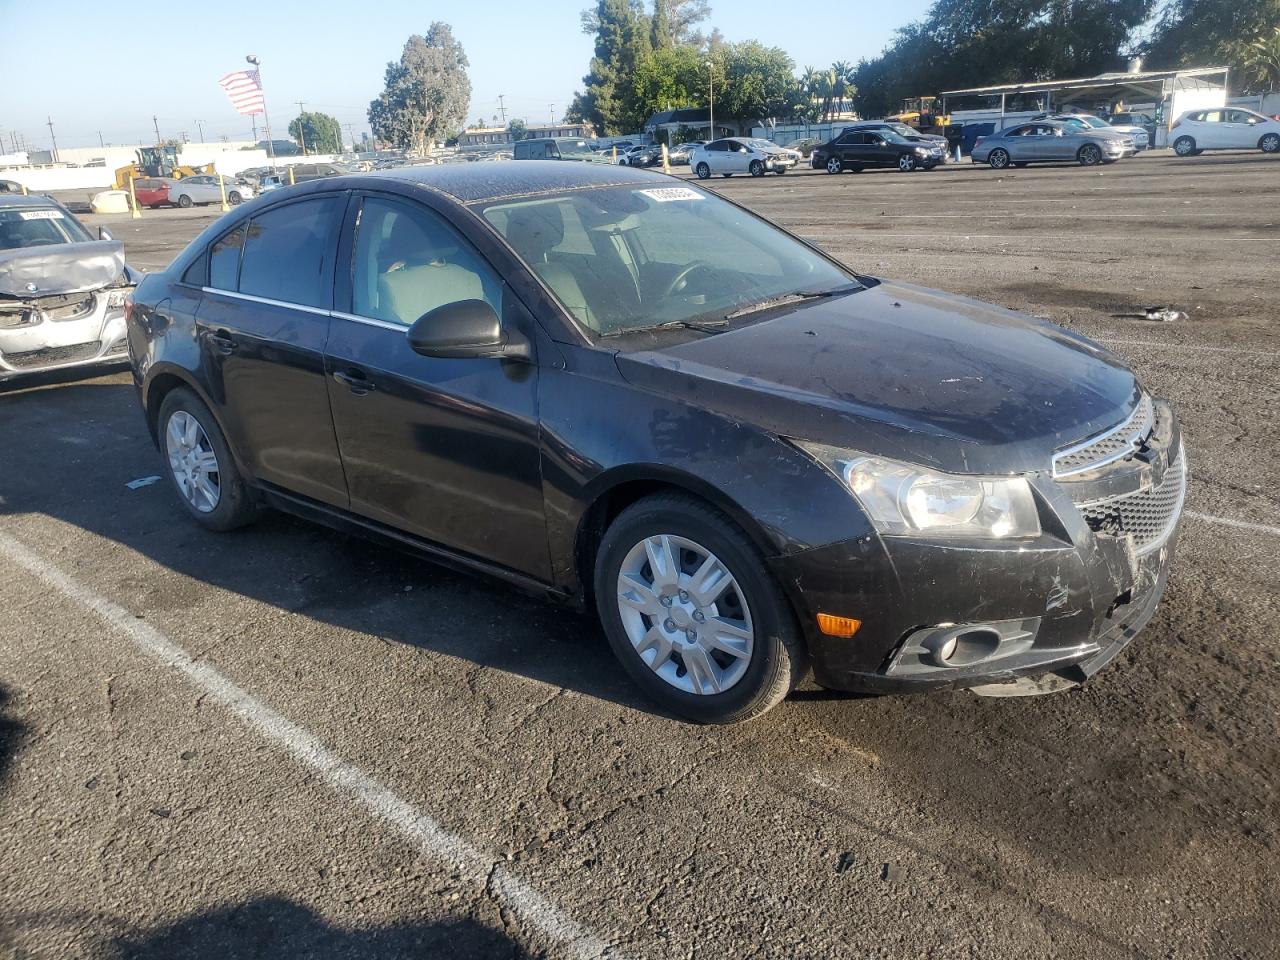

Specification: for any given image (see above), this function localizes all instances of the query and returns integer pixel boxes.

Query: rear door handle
[333,369,376,395]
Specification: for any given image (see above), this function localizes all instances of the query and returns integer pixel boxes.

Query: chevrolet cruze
[127,162,1185,723]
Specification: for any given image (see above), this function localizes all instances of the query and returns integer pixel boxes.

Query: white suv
[1171,108,1280,156]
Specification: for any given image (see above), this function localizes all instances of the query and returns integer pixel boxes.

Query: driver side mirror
[98,226,113,241]
[407,299,530,361]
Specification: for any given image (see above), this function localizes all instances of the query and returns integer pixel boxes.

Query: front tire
[177,194,192,208]
[594,494,807,724]
[898,154,916,172]
[749,160,765,177]
[158,387,257,531]
[1078,144,1102,166]
[988,149,1010,169]
[825,157,843,174]
[1261,133,1280,154]
[695,162,711,180]
[1173,136,1197,157]
[228,191,243,205]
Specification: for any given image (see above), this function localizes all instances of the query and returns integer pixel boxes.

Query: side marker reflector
[817,613,862,638]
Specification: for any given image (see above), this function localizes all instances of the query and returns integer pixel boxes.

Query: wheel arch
[573,466,780,612]
[143,364,227,450]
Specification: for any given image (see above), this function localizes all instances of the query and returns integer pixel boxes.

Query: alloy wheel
[615,534,754,696]
[165,410,221,513]
[989,149,1009,169]
[826,157,842,174]
[898,154,915,172]
[1262,133,1280,153]
[1174,136,1195,157]
[695,162,710,179]
[1079,144,1101,166]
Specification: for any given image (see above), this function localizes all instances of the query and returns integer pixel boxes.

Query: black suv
[127,162,1184,723]
[813,128,946,173]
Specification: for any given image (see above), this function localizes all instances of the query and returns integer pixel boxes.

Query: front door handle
[208,331,236,355]
[333,369,376,395]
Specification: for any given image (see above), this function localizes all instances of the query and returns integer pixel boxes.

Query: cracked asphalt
[2,150,1278,959]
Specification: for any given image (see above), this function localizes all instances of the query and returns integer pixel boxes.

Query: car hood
[614,280,1139,475]
[0,239,127,297]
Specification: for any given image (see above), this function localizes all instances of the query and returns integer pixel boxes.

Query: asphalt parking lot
[3,151,1278,959]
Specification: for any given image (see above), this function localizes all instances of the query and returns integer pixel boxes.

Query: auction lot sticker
[18,210,65,220]
[638,187,704,203]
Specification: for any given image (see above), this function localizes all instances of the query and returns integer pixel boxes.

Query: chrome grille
[1077,443,1186,556]
[1053,395,1155,478]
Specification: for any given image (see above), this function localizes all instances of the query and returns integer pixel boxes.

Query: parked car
[1170,108,1280,156]
[1109,111,1158,146]
[837,121,951,159]
[668,141,703,164]
[812,128,945,173]
[288,162,343,182]
[971,120,1136,169]
[619,145,662,167]
[132,177,174,208]
[1,195,139,382]
[256,174,285,193]
[783,137,824,159]
[171,175,256,207]
[1033,113,1149,150]
[513,138,604,162]
[689,138,799,178]
[127,161,1185,722]
[0,180,24,194]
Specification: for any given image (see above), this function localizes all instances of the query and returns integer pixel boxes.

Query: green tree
[853,0,1153,118]
[368,23,472,153]
[1243,27,1280,91]
[1146,0,1280,90]
[714,41,797,129]
[508,117,528,140]
[570,0,653,133]
[288,111,342,154]
[651,0,674,48]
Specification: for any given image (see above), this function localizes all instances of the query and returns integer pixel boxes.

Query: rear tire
[1261,133,1280,154]
[594,493,807,724]
[1173,136,1196,157]
[695,162,710,180]
[157,387,258,532]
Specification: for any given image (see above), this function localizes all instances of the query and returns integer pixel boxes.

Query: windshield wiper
[650,318,731,334]
[722,285,859,321]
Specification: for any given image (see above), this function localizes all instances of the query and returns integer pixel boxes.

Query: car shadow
[0,682,25,790]
[0,378,662,720]
[35,895,537,959]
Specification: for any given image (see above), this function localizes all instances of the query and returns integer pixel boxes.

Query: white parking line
[0,532,623,960]
[1187,511,1280,538]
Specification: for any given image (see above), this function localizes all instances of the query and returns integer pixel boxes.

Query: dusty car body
[1,195,138,382]
[127,163,1184,722]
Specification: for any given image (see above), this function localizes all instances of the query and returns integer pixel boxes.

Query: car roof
[341,160,674,204]
[0,193,64,209]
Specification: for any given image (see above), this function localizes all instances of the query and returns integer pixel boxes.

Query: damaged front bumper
[769,404,1185,697]
[0,287,132,380]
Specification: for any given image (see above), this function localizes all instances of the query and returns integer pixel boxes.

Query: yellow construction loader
[113,146,215,189]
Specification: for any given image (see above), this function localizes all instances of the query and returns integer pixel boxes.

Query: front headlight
[795,443,1042,539]
[915,147,930,155]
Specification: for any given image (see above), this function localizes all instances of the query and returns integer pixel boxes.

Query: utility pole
[97,130,104,148]
[706,60,715,141]
[46,116,59,163]
[549,104,556,126]
[343,122,355,153]
[195,120,205,143]
[153,115,161,145]
[295,100,307,155]
[497,95,507,125]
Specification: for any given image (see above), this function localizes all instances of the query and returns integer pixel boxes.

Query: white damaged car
[689,138,800,178]
[0,196,139,382]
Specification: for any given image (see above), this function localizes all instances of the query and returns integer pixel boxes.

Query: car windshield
[886,123,918,137]
[880,131,913,144]
[1077,116,1109,128]
[479,184,857,337]
[0,206,93,250]
[745,138,778,150]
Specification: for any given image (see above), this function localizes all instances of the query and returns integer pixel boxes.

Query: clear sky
[1,0,932,151]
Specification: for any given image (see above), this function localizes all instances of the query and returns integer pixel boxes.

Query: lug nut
[678,590,689,602]
[686,629,697,641]
[664,619,676,631]
[692,610,705,623]
[659,595,672,607]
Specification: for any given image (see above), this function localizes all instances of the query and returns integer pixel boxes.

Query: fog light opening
[925,626,1003,667]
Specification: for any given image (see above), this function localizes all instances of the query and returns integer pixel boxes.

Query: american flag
[219,69,265,116]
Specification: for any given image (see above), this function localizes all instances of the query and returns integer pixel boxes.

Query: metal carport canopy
[940,66,1229,109]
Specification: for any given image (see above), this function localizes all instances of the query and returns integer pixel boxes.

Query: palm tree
[1244,28,1280,94]
[831,60,853,116]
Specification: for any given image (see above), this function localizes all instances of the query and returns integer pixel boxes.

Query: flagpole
[246,54,275,169]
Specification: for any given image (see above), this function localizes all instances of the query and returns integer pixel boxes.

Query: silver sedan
[169,175,256,207]
[972,120,1135,169]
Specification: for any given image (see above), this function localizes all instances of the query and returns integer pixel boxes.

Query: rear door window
[237,196,342,308]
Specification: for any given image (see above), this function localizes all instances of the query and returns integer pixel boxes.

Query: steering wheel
[663,260,716,299]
